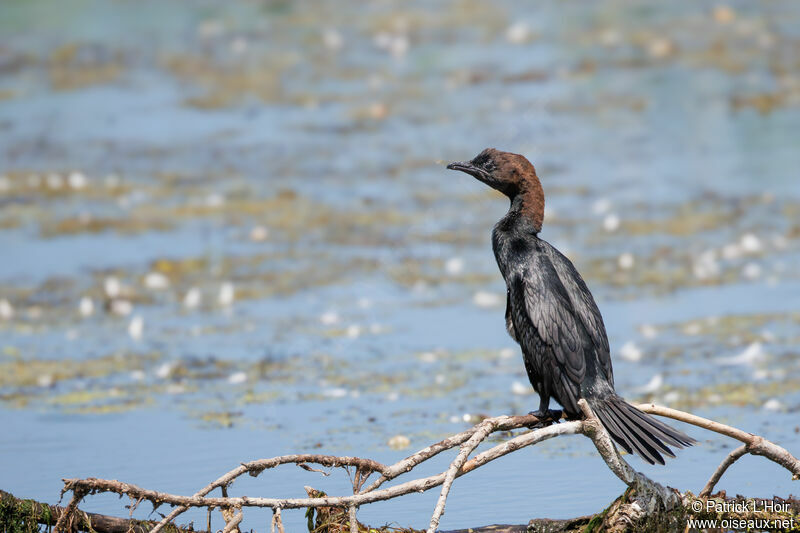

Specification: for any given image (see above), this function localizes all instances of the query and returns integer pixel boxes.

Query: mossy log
[0,490,198,533]
[2,488,798,533]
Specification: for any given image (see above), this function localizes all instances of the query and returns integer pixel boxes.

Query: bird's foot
[527,409,563,428]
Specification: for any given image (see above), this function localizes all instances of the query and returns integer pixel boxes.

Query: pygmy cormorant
[447,148,695,465]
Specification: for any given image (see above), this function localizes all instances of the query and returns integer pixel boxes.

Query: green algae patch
[0,351,161,389]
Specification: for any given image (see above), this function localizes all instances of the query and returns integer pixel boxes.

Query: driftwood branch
[637,403,800,486]
[48,404,799,532]
[700,444,748,497]
[0,490,198,533]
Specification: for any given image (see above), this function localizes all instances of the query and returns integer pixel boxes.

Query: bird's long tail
[588,395,696,465]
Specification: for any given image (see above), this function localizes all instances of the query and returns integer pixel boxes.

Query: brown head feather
[493,150,544,232]
[447,148,545,232]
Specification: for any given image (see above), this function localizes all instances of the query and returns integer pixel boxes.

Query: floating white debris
[683,322,702,335]
[693,249,720,280]
[619,341,643,362]
[230,36,248,55]
[763,398,784,411]
[635,374,663,394]
[228,371,248,385]
[386,391,400,402]
[445,257,464,275]
[716,342,764,366]
[323,387,348,398]
[37,374,54,388]
[104,276,121,298]
[592,197,612,215]
[68,171,87,190]
[218,282,235,306]
[662,391,681,404]
[155,362,174,379]
[345,324,361,339]
[412,280,429,293]
[183,287,202,309]
[721,243,741,260]
[0,299,13,320]
[771,234,788,250]
[740,233,761,253]
[511,381,531,395]
[505,22,531,44]
[618,252,635,270]
[387,435,410,450]
[603,213,620,232]
[130,370,146,381]
[320,311,339,325]
[322,28,343,50]
[449,415,461,424]
[79,297,94,317]
[105,174,121,188]
[249,225,269,242]
[599,29,622,47]
[419,351,437,363]
[742,262,761,280]
[46,173,64,189]
[389,35,409,58]
[473,290,502,308]
[435,374,446,385]
[144,272,170,290]
[128,315,144,340]
[639,324,658,339]
[205,193,225,207]
[110,299,133,316]
[499,347,516,359]
[0,175,10,192]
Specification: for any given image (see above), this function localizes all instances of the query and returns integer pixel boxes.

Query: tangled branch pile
[15,401,800,533]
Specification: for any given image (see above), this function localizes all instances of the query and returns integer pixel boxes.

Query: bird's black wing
[511,251,586,412]
[541,241,614,386]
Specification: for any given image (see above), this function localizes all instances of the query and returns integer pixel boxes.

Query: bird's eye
[484,161,496,172]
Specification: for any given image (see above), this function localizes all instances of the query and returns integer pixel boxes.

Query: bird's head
[447,148,544,232]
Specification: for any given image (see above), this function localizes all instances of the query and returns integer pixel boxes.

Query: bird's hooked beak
[446,161,486,181]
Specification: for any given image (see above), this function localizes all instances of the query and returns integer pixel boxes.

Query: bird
[447,148,695,465]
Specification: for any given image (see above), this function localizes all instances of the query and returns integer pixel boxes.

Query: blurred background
[1,0,799,530]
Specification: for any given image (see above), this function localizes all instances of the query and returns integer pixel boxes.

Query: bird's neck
[508,180,544,233]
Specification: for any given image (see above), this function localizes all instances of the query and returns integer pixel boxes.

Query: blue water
[1,1,800,530]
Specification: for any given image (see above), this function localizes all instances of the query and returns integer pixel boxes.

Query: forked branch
[50,404,798,533]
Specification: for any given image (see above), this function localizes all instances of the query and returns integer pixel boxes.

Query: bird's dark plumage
[447,148,695,465]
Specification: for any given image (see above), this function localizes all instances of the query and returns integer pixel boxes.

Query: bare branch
[221,511,242,533]
[151,455,385,533]
[348,506,358,533]
[53,488,86,533]
[272,508,284,533]
[45,404,796,533]
[428,417,500,533]
[700,445,748,497]
[361,413,553,493]
[638,403,800,480]
[579,400,678,511]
